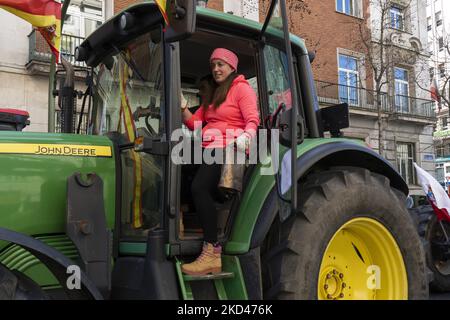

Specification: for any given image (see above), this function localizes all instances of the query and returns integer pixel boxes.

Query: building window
[439,37,444,51]
[436,166,445,182]
[436,11,442,26]
[61,1,104,61]
[336,0,362,17]
[439,63,446,78]
[394,67,409,112]
[429,67,435,80]
[390,6,404,30]
[427,17,432,31]
[396,142,416,185]
[436,146,444,158]
[64,1,104,38]
[443,117,449,130]
[338,54,359,106]
[337,0,353,15]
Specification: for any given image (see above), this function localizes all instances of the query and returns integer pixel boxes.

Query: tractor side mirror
[164,0,196,43]
[319,103,349,138]
[278,107,304,147]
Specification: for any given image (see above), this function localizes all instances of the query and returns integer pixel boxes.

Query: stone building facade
[0,0,114,132]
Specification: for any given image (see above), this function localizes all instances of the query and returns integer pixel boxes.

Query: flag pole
[48,0,70,133]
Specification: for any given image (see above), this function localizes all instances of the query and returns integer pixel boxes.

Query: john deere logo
[0,143,112,157]
[36,145,97,156]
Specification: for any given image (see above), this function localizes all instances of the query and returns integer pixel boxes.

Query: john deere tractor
[0,1,428,300]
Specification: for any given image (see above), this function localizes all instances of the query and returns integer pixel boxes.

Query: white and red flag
[414,162,450,222]
[430,75,442,110]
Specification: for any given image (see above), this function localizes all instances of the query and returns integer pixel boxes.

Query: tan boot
[181,242,222,275]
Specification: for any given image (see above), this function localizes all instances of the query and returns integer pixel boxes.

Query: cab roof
[78,2,308,67]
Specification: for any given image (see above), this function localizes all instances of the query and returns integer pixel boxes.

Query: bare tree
[413,33,450,160]
[351,0,417,156]
[415,33,450,111]
[259,0,310,31]
[258,0,328,74]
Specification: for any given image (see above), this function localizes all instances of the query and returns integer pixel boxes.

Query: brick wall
[206,0,223,11]
[35,31,52,54]
[290,0,372,89]
[115,0,141,13]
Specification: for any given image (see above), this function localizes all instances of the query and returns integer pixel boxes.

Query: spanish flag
[0,0,61,63]
[155,0,169,26]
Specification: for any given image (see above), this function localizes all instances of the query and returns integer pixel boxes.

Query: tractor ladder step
[175,256,247,300]
[182,272,234,282]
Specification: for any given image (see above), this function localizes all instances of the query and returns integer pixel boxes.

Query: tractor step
[175,256,247,300]
[183,272,234,282]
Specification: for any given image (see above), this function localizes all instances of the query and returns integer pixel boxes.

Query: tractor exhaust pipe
[59,57,76,133]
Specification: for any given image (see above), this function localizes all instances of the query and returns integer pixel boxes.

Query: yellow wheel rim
[318,217,407,300]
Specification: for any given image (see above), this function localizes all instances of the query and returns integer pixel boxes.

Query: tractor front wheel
[262,167,428,300]
[0,263,47,300]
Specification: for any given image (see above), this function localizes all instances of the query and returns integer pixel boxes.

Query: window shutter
[405,6,412,33]
[354,0,363,18]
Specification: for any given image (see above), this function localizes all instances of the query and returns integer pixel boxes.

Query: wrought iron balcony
[389,94,435,118]
[315,80,436,119]
[28,30,86,68]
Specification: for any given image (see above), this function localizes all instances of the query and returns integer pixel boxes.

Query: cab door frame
[259,0,302,214]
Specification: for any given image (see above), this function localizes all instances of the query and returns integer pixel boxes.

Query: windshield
[91,28,164,139]
[91,27,166,239]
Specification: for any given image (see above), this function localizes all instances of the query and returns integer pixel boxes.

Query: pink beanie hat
[210,48,238,71]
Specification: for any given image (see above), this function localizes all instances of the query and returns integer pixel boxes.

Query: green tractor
[0,0,428,300]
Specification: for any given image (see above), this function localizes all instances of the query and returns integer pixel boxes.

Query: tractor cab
[68,0,425,301]
[78,1,314,255]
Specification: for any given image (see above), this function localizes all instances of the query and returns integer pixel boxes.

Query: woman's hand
[235,132,252,153]
[180,91,194,123]
[181,92,189,111]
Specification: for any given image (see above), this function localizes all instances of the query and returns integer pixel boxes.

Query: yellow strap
[120,54,143,229]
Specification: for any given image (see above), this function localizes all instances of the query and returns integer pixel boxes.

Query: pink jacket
[184,75,260,148]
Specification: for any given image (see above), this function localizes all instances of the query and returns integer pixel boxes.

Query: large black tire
[0,263,47,300]
[261,166,428,300]
[410,205,450,292]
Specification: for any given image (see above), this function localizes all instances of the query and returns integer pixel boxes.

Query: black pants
[191,154,222,243]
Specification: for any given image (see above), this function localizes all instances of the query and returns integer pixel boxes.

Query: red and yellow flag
[155,0,169,26]
[0,0,61,62]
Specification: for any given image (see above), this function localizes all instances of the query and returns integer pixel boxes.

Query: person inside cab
[180,48,260,275]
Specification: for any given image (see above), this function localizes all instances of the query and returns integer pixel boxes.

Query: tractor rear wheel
[262,167,428,300]
[410,205,450,292]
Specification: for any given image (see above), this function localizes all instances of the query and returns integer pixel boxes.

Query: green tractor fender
[0,227,103,300]
[226,140,408,254]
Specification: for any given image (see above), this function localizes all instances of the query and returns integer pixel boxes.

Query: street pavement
[430,292,450,300]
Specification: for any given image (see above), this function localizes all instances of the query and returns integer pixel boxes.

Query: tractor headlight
[120,12,134,31]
